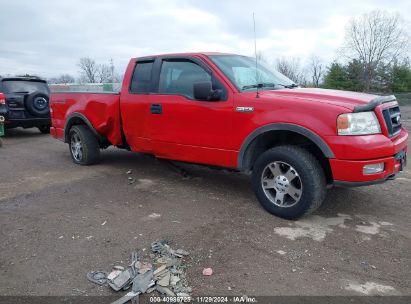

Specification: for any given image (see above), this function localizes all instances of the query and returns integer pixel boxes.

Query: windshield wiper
[278,83,299,89]
[242,83,276,90]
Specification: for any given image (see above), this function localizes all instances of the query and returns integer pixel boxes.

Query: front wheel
[68,125,101,165]
[252,146,326,219]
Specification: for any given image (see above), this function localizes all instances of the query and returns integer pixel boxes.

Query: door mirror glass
[193,82,222,101]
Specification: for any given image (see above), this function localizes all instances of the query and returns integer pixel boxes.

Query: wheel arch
[238,123,335,182]
[64,113,102,143]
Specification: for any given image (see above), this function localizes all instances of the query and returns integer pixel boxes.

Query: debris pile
[87,240,191,303]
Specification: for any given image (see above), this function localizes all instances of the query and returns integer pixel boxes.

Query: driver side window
[158,59,227,101]
[159,60,210,99]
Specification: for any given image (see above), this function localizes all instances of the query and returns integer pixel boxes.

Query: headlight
[337,112,381,135]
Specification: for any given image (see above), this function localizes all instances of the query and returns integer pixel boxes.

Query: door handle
[150,104,162,114]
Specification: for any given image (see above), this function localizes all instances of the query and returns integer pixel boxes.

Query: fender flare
[64,112,102,143]
[237,123,335,170]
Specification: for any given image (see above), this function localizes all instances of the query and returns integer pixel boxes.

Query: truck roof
[134,52,235,60]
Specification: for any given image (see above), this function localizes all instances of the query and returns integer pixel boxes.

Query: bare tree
[97,64,112,83]
[256,51,268,64]
[307,56,324,87]
[341,10,410,91]
[78,57,99,83]
[275,57,306,84]
[58,74,75,84]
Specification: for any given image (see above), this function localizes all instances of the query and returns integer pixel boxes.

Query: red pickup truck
[50,53,408,219]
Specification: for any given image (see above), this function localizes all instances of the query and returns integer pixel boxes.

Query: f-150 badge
[236,106,254,112]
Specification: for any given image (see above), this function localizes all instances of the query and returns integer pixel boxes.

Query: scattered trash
[128,177,136,184]
[101,221,107,226]
[58,236,64,239]
[126,170,132,174]
[202,268,213,276]
[148,213,161,219]
[86,271,108,285]
[87,240,191,302]
[85,236,93,240]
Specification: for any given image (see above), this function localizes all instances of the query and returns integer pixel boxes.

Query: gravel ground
[0,107,410,300]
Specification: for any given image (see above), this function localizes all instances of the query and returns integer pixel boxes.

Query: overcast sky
[0,0,410,79]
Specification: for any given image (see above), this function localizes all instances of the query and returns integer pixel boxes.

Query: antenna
[253,12,259,98]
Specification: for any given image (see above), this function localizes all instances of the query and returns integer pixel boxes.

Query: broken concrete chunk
[170,275,180,286]
[135,261,152,274]
[156,285,176,297]
[109,268,133,291]
[157,272,171,287]
[88,242,190,298]
[175,249,190,256]
[132,270,154,293]
[107,270,122,280]
[153,264,167,275]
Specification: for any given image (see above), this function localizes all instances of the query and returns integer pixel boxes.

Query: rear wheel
[68,125,101,165]
[252,145,326,219]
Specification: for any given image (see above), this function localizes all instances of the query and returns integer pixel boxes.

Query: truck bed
[50,92,123,145]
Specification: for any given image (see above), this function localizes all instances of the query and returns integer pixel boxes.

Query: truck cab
[50,53,408,219]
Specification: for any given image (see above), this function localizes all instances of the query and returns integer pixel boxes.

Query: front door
[148,57,236,168]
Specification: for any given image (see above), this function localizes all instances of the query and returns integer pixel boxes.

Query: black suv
[0,77,51,133]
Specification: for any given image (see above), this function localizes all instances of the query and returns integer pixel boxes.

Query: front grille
[382,106,402,137]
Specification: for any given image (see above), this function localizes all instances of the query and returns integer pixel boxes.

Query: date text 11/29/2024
[149,296,257,303]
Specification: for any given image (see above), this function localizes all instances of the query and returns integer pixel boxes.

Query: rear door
[147,56,236,168]
[119,58,155,152]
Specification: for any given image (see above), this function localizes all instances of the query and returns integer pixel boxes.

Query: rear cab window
[129,61,154,93]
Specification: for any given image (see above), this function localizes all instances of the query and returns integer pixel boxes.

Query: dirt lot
[0,108,410,300]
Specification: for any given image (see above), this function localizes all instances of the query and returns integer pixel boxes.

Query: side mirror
[193,82,221,101]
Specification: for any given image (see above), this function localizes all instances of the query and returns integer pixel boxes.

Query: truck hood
[260,88,379,111]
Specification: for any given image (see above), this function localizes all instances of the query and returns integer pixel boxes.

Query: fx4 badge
[236,106,254,113]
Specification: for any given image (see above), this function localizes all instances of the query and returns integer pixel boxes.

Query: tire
[252,145,326,220]
[25,92,50,117]
[38,125,50,134]
[68,125,101,165]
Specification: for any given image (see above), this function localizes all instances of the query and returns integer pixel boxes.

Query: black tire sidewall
[25,92,50,117]
[252,146,325,219]
[68,125,100,165]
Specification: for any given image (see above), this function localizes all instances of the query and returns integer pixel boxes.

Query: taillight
[0,93,5,105]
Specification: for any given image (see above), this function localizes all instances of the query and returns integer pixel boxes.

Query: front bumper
[328,128,408,186]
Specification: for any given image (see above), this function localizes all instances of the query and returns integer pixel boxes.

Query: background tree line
[270,10,411,95]
[48,58,122,84]
[47,10,410,98]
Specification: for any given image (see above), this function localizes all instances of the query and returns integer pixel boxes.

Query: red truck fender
[64,112,103,143]
[237,123,335,170]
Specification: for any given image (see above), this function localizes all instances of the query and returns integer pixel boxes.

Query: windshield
[1,80,49,94]
[209,55,296,92]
